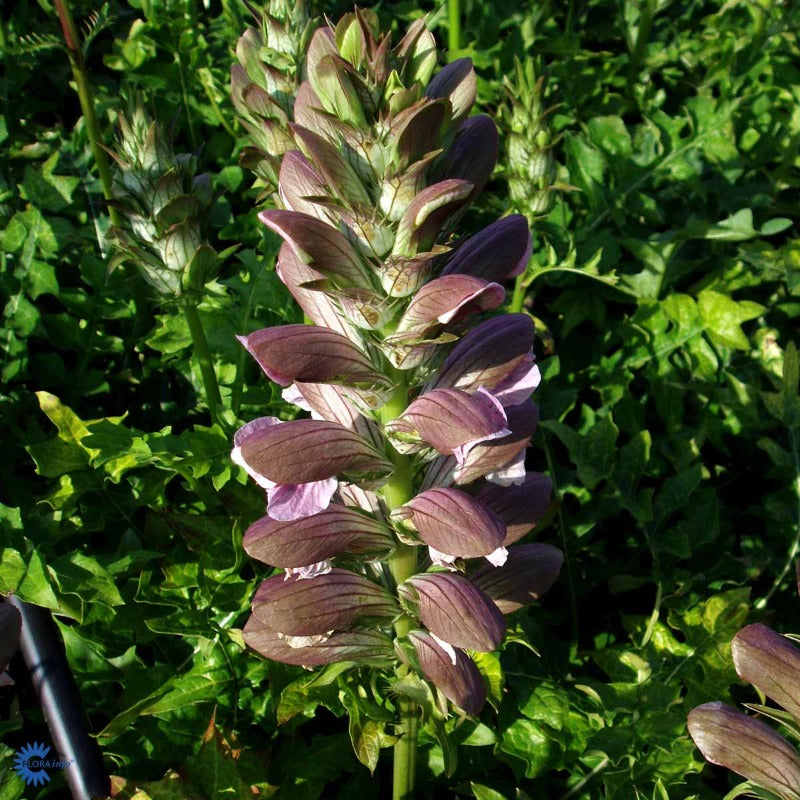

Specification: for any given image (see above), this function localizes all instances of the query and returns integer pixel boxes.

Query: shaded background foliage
[1,0,799,798]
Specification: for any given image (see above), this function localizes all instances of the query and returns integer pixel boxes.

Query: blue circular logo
[13,741,52,786]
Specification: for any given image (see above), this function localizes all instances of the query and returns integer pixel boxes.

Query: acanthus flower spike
[230,8,561,789]
[386,388,510,460]
[476,473,554,544]
[441,215,533,282]
[251,569,398,636]
[237,325,388,388]
[408,631,487,716]
[471,543,563,613]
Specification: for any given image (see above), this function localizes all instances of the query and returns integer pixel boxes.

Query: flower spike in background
[689,562,800,800]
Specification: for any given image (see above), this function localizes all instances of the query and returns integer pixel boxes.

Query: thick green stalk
[509,272,528,313]
[183,297,222,426]
[379,368,418,800]
[54,0,122,228]
[380,368,417,584]
[392,700,418,800]
[447,0,461,59]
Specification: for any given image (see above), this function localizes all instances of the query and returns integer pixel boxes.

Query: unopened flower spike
[504,56,561,220]
[106,97,225,297]
[107,97,232,424]
[232,0,317,198]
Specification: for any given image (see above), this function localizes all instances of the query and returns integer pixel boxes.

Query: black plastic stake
[5,597,110,800]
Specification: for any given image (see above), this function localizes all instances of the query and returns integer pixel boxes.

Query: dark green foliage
[1,0,799,798]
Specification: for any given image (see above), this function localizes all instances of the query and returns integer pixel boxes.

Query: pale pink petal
[428,546,458,568]
[284,560,333,580]
[454,401,538,486]
[485,546,509,567]
[278,632,333,648]
[492,356,541,407]
[0,672,14,687]
[281,383,314,413]
[267,478,338,520]
[430,632,458,665]
[475,387,509,427]
[483,450,527,486]
[452,388,510,464]
[232,417,281,489]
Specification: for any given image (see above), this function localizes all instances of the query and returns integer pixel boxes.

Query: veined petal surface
[401,573,505,651]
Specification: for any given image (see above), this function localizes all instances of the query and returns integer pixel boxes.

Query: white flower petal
[429,632,459,665]
[485,546,508,567]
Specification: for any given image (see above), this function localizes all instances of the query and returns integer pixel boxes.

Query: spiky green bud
[503,57,559,219]
[231,0,317,197]
[107,98,221,297]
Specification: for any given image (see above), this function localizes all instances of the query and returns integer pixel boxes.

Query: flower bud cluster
[107,98,222,297]
[231,0,316,197]
[503,57,559,219]
[232,10,562,716]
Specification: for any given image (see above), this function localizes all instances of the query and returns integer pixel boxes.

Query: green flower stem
[379,367,418,800]
[509,272,528,313]
[447,0,461,58]
[198,68,238,140]
[182,297,222,426]
[755,423,800,610]
[380,367,417,589]
[54,0,122,228]
[175,50,199,152]
[392,700,418,800]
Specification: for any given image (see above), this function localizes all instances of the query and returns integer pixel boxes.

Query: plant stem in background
[447,0,461,58]
[544,435,578,643]
[755,425,800,610]
[54,0,122,228]
[751,0,776,50]
[176,50,199,152]
[183,298,222,427]
[626,0,657,97]
[380,368,419,800]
